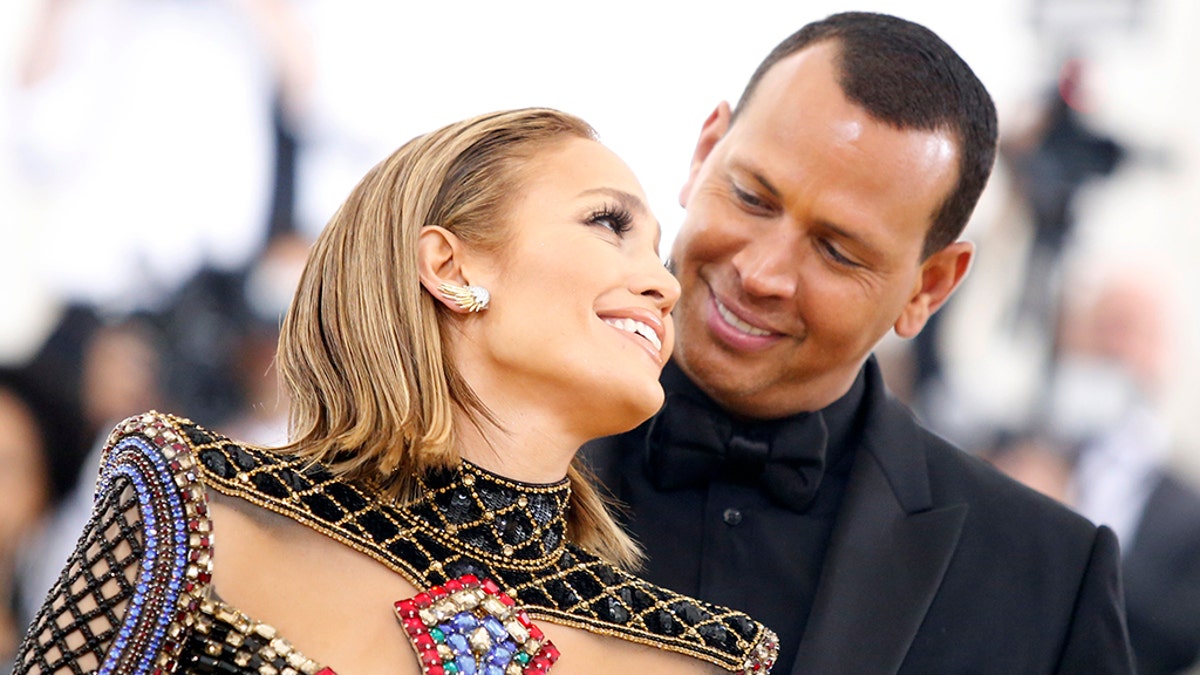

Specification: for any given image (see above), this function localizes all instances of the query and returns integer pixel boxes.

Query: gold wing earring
[437,282,490,313]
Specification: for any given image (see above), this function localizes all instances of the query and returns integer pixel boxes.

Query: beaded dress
[15,412,778,675]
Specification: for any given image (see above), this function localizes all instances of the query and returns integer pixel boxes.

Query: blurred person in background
[13,314,170,636]
[0,367,85,673]
[0,372,51,673]
[10,250,316,636]
[78,318,167,442]
[989,266,1200,674]
[220,232,312,446]
[13,0,312,313]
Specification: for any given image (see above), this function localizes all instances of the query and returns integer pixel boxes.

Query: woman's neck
[451,407,581,484]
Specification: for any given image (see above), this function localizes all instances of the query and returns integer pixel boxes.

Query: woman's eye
[588,206,633,235]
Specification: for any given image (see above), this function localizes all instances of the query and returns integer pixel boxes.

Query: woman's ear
[418,226,475,313]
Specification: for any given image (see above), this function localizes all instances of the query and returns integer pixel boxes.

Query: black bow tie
[643,392,829,512]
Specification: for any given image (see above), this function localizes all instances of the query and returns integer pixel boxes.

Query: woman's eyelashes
[586,202,634,236]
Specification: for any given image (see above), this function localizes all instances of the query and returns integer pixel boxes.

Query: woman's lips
[599,308,667,365]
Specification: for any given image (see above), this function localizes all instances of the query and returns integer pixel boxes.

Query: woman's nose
[635,252,681,314]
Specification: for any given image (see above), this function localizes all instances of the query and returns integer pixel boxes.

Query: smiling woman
[446,136,679,454]
[14,108,778,675]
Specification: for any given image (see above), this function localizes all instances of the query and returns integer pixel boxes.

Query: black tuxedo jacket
[585,358,1134,674]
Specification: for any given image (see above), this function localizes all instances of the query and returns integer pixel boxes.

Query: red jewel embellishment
[394,575,560,674]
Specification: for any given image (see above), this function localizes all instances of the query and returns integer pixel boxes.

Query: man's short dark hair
[734,12,998,259]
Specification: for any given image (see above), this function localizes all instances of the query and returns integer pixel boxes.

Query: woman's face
[456,137,679,442]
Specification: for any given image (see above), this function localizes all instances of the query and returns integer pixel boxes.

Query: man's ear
[894,241,974,339]
[679,102,732,208]
[417,226,476,313]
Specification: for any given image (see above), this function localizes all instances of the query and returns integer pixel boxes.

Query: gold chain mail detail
[191,597,328,675]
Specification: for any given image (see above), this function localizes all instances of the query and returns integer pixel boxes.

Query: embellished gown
[15,412,778,674]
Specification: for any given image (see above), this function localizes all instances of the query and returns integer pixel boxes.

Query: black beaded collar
[177,416,778,673]
[410,462,570,565]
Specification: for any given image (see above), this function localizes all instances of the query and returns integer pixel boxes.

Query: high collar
[405,460,572,564]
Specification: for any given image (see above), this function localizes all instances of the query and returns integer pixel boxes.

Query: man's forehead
[739,42,843,117]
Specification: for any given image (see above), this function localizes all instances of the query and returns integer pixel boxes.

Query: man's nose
[731,227,800,299]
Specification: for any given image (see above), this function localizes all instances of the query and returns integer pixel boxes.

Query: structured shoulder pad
[91,412,215,674]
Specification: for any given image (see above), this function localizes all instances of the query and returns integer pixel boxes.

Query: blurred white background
[0,0,1197,466]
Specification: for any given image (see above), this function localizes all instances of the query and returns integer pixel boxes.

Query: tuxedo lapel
[791,362,967,674]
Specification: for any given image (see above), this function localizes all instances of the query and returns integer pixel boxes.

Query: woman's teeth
[604,317,662,351]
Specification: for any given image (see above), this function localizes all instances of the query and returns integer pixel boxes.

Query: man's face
[671,42,966,419]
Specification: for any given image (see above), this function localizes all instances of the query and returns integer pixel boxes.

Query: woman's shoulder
[95,412,353,674]
[514,544,779,674]
[103,410,290,482]
[111,412,370,541]
[15,411,216,674]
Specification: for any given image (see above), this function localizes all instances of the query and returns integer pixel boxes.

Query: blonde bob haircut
[275,108,642,568]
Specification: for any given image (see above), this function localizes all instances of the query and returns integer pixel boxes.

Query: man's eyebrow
[728,161,782,200]
[816,218,883,257]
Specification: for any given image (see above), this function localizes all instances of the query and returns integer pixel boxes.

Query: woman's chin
[588,388,665,440]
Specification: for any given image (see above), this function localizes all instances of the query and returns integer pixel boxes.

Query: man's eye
[820,240,859,267]
[732,185,770,211]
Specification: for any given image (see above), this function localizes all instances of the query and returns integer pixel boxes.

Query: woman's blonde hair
[275,108,642,568]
